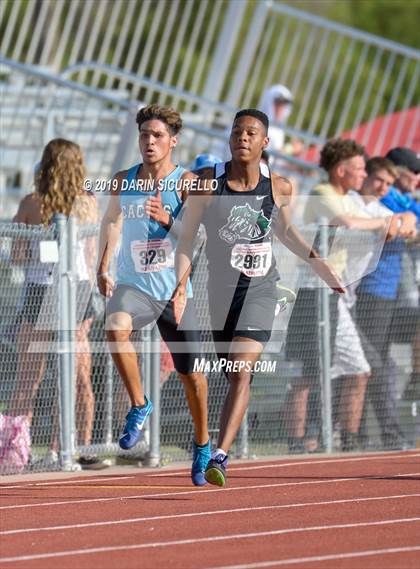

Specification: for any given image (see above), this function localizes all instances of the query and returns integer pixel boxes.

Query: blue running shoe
[205,453,228,487]
[119,397,153,450]
[191,440,211,486]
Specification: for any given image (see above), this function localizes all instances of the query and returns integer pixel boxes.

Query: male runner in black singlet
[173,109,344,486]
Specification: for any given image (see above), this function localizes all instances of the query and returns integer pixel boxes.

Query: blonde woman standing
[11,138,104,469]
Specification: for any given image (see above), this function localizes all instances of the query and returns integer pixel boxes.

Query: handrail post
[145,325,161,467]
[55,214,78,470]
[318,219,333,453]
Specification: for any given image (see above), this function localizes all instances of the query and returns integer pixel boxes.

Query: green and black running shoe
[205,454,228,487]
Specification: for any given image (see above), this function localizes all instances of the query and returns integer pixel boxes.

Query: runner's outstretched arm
[272,175,345,293]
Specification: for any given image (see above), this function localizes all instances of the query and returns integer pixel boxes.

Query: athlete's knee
[179,371,207,390]
[105,312,133,338]
[227,367,252,387]
[223,355,255,382]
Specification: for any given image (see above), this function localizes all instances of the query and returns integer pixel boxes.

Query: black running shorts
[208,280,277,363]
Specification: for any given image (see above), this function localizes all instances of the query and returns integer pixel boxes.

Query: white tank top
[27,235,89,285]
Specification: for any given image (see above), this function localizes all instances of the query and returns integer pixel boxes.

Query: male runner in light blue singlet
[97,105,210,485]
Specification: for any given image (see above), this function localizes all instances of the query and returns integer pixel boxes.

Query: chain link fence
[1,213,419,474]
[1,1,418,477]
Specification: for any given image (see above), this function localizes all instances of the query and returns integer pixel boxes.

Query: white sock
[212,447,227,459]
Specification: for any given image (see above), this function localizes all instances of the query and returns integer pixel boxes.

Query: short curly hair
[320,138,365,172]
[136,105,182,135]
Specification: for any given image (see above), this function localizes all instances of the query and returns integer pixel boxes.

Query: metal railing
[2,0,418,155]
[0,55,319,221]
[226,3,419,153]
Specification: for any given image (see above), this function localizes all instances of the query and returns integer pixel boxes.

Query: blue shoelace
[193,444,210,470]
[125,406,147,429]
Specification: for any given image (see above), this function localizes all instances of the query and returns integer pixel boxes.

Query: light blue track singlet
[116,163,192,300]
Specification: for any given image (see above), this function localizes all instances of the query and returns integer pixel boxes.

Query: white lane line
[207,545,420,569]
[0,476,135,490]
[1,517,419,563]
[149,452,420,477]
[2,493,419,536]
[1,471,418,512]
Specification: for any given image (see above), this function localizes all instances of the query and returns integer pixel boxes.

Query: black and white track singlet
[202,161,279,291]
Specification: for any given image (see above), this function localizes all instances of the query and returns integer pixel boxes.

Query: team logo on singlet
[219,204,272,244]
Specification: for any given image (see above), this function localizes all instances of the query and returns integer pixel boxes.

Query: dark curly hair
[136,105,182,135]
[320,138,365,172]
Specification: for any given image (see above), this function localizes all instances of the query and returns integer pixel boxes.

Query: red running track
[0,450,419,569]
